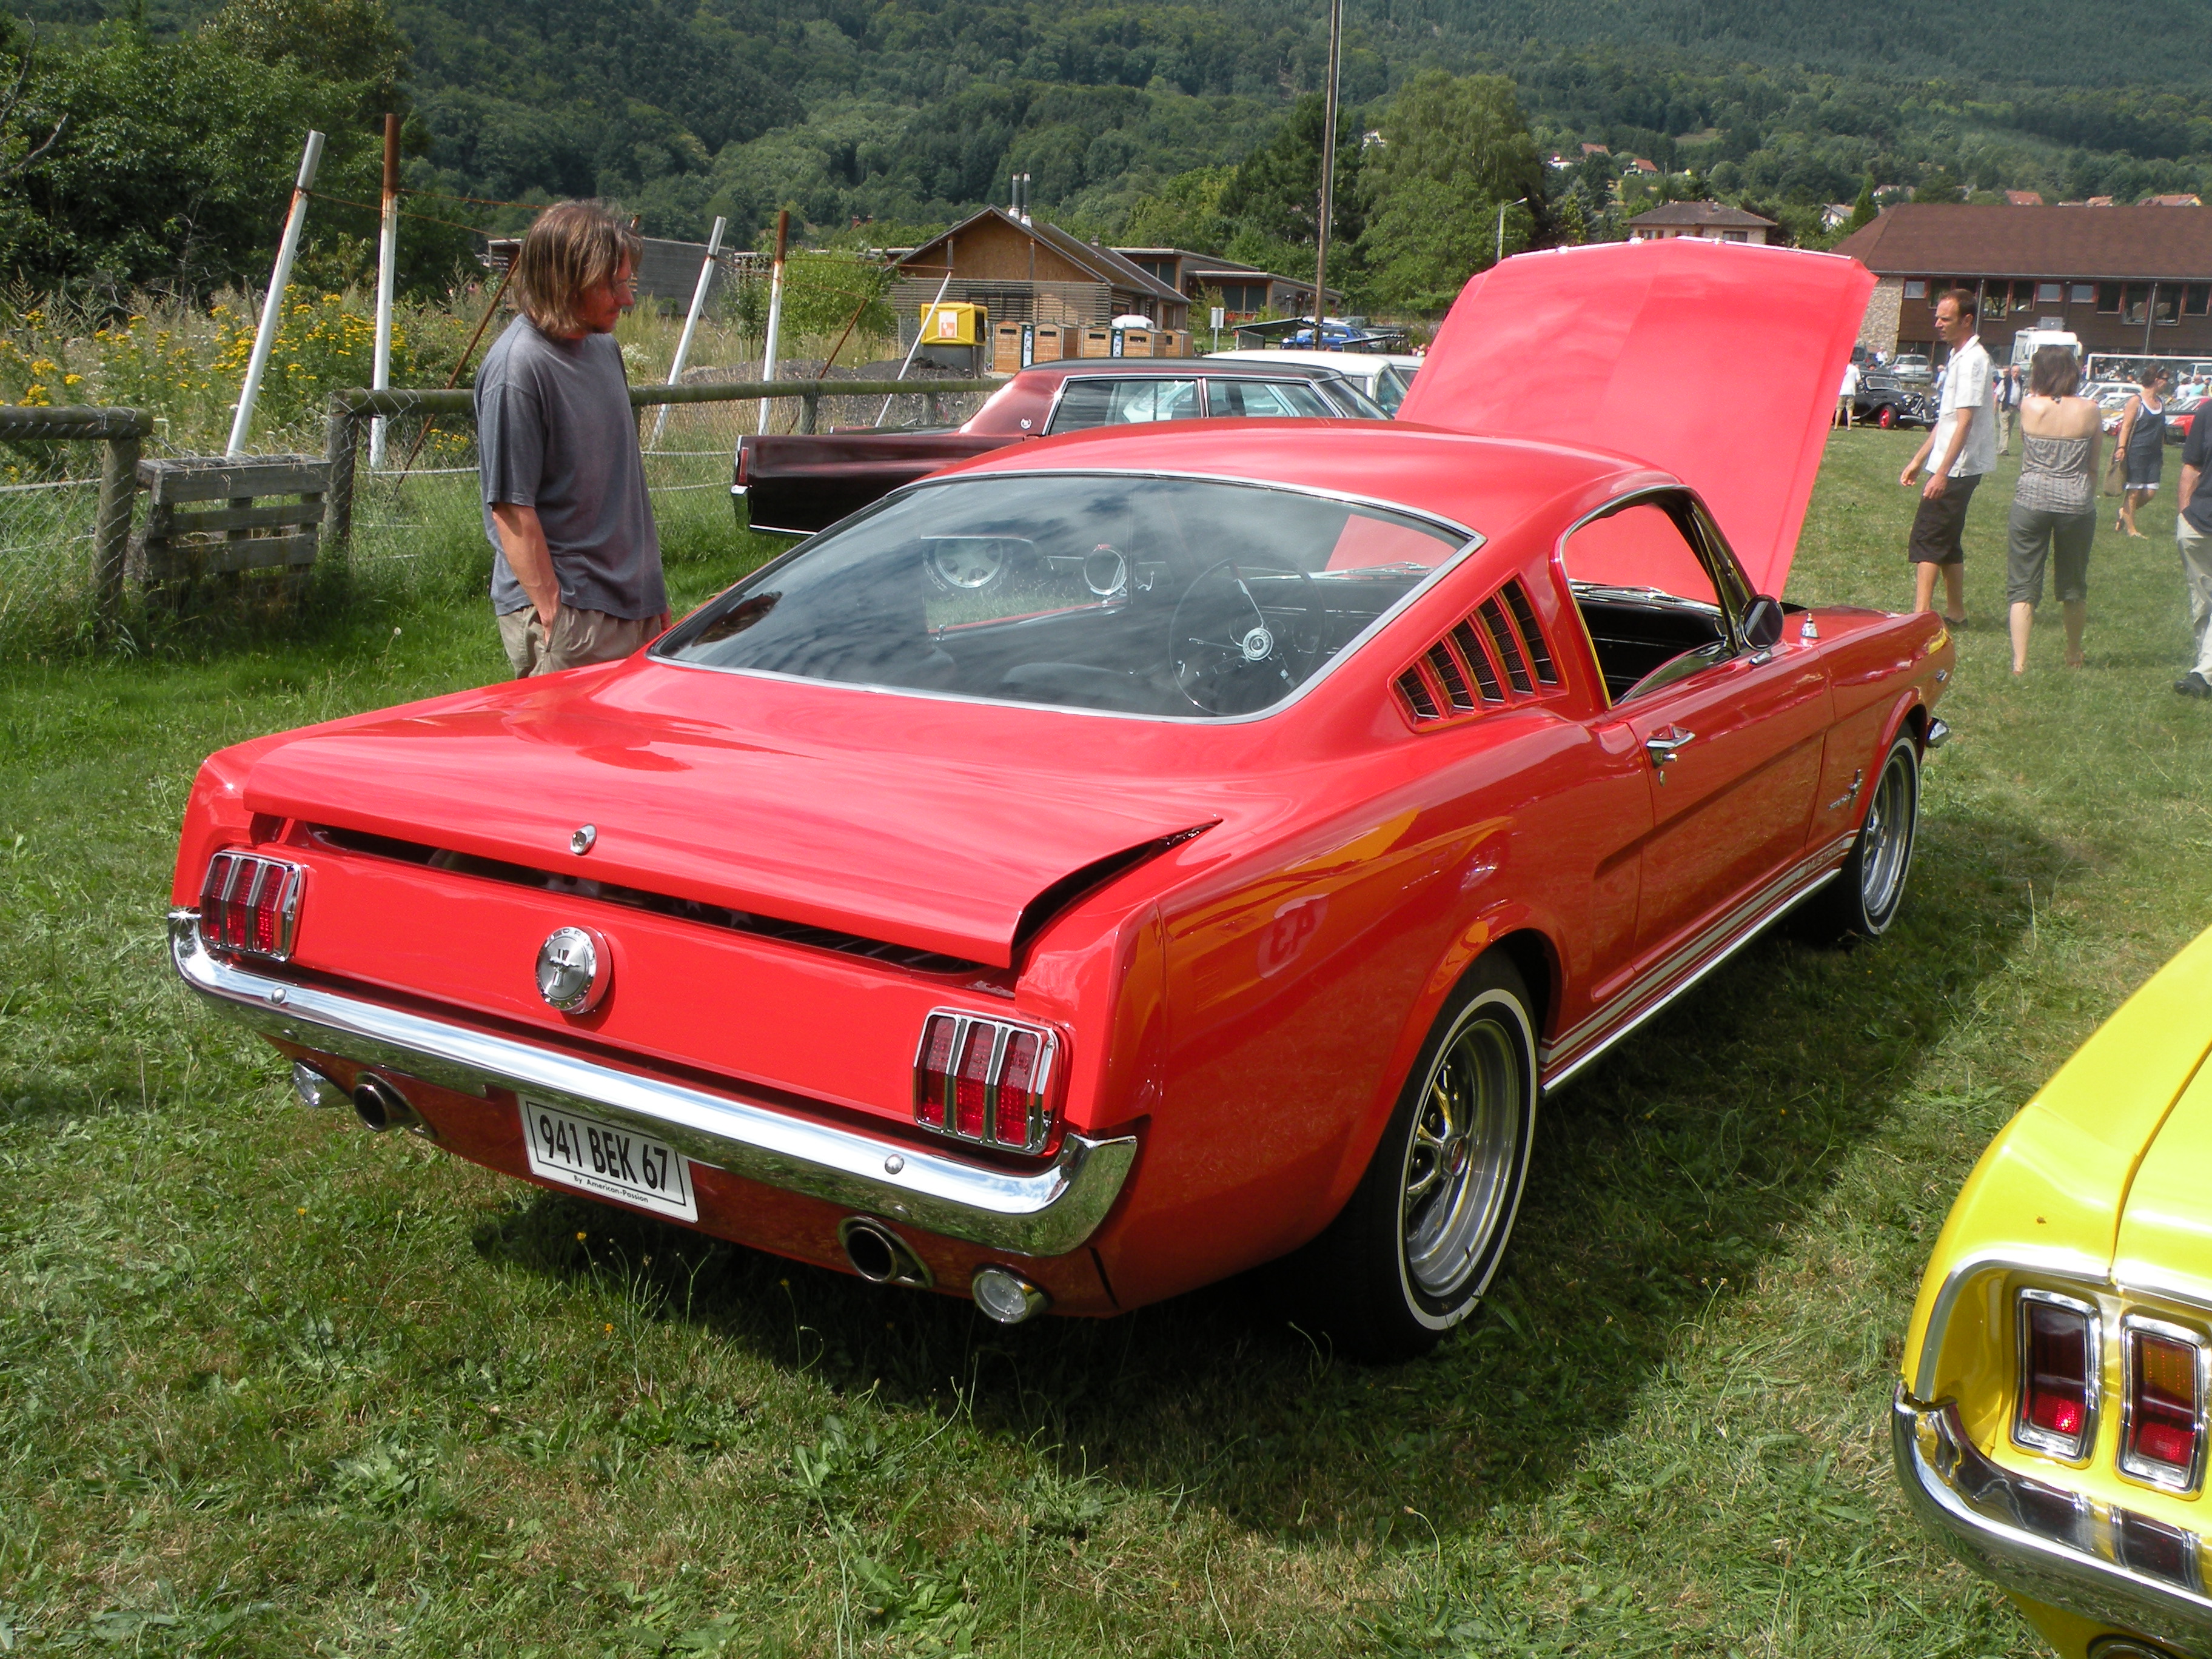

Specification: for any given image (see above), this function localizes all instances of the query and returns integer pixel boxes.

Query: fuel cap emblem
[536,926,610,1013]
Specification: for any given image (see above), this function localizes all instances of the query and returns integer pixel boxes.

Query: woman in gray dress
[2009,346,2102,673]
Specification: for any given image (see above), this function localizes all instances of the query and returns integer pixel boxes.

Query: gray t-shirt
[478,317,666,619]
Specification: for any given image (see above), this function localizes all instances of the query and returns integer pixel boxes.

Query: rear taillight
[2015,1289,2099,1460]
[197,851,304,961]
[2122,1317,2206,1490]
[914,1015,957,1131]
[912,1011,1058,1155]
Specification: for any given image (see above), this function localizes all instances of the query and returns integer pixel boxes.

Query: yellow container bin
[919,301,984,346]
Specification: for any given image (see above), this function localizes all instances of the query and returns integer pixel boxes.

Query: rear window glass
[657,474,1472,719]
[1047,378,1201,432]
[1208,380,1337,418]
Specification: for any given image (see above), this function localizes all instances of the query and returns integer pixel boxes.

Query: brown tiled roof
[2005,190,2045,206]
[1627,201,1777,229]
[896,207,1186,306]
[1832,203,2212,280]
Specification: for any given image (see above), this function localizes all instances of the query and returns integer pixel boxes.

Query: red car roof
[940,420,1672,549]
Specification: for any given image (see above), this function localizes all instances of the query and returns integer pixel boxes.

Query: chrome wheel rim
[1858,751,1915,922]
[1402,1005,1524,1299]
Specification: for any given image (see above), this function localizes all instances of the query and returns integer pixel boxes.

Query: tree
[0,21,65,190]
[1358,72,1546,312]
[1217,92,1366,255]
[1846,177,1878,232]
[1121,165,1235,252]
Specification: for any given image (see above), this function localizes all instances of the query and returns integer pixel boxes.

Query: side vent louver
[1478,597,1534,693]
[1394,580,1562,728]
[1395,669,1440,720]
[1450,621,1503,701]
[1425,643,1474,712]
[1501,580,1558,684]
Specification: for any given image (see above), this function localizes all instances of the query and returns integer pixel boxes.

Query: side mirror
[1742,595,1786,651]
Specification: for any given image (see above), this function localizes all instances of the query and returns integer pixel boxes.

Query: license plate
[519,1099,698,1223]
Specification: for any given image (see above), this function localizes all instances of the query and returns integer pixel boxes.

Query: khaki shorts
[498,606,660,677]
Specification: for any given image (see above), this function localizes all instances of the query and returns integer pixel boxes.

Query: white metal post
[756,210,791,436]
[876,269,953,427]
[369,114,400,470]
[228,129,326,457]
[654,215,726,448]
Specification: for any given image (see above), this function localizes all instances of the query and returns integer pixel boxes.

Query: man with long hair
[477,201,669,675]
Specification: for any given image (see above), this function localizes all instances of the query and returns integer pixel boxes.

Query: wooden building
[1625,202,1777,244]
[1111,249,1337,323]
[891,209,1190,337]
[1832,204,2212,361]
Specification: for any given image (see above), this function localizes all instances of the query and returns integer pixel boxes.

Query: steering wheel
[1170,559,1322,715]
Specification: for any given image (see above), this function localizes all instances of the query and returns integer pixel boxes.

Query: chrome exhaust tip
[839,1218,934,1289]
[352,1074,421,1133]
[971,1265,1050,1325]
[291,1060,348,1110]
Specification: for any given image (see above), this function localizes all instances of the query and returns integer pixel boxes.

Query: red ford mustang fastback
[170,243,1951,1359]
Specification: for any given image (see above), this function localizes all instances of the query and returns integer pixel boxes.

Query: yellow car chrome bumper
[1892,1383,2212,1653]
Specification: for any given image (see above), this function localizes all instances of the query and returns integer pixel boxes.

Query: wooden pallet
[135,455,326,591]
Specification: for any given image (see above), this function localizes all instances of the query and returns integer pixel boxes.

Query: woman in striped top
[2008,345,2102,674]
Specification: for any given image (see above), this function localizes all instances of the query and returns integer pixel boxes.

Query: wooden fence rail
[0,404,156,638]
[322,377,998,551]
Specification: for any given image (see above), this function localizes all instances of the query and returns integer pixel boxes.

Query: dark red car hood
[242,666,1219,968]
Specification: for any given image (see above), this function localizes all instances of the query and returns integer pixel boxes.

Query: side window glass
[1209,380,1336,418]
[1561,502,1730,704]
[1373,366,1407,415]
[1048,379,1199,432]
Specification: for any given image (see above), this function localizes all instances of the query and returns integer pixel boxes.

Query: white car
[1201,348,1423,416]
[1891,353,1933,386]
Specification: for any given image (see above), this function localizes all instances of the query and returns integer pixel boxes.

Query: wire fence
[0,370,997,656]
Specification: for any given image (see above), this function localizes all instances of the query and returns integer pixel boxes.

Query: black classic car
[1850,370,1936,430]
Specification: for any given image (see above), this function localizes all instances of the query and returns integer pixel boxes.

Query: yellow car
[1897,927,2212,1659]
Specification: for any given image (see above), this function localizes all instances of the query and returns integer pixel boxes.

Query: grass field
[5,428,2212,1656]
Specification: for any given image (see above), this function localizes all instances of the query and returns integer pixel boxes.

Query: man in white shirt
[1838,359,1860,427]
[1900,290,1996,624]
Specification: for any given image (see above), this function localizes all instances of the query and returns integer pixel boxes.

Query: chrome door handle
[1644,728,1696,766]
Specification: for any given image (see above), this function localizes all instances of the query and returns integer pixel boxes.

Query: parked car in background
[1202,349,1423,415]
[2083,381,2138,436]
[168,240,1948,1362]
[2166,392,2207,445]
[734,360,1390,536]
[1895,923,2212,1659]
[1851,370,1936,430]
[1893,353,1934,386]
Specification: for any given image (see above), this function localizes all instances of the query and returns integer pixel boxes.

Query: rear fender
[1310,897,1563,1232]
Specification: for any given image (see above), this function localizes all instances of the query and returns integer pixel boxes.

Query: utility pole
[1310,0,1342,349]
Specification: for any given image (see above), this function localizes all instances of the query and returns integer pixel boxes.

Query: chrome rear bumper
[1892,1384,2212,1653]
[168,911,1137,1257]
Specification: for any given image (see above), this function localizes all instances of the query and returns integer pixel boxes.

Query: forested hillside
[12,0,2212,305]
